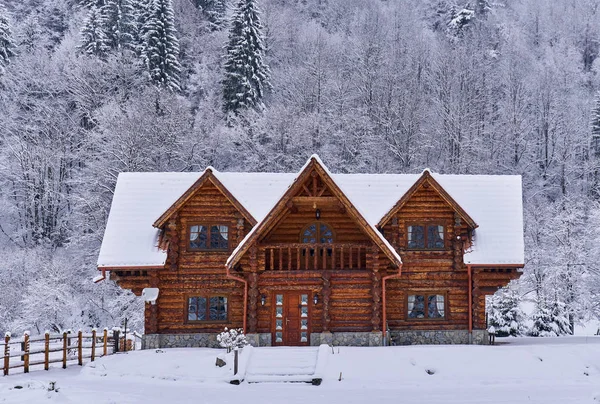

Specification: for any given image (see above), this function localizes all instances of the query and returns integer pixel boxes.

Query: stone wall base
[246,333,272,347]
[310,331,383,347]
[142,333,221,349]
[390,330,489,345]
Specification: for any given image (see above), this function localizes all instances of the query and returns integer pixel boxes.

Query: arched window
[301,222,334,244]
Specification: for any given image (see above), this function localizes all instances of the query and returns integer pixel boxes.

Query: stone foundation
[143,330,488,349]
[390,330,489,345]
[310,332,383,347]
[246,333,272,347]
[142,333,221,349]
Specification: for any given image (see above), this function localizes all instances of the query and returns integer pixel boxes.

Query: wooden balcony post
[23,332,30,373]
[62,332,68,369]
[3,333,10,376]
[322,273,331,332]
[44,332,50,371]
[288,247,292,271]
[78,330,83,366]
[91,329,97,362]
[247,271,259,333]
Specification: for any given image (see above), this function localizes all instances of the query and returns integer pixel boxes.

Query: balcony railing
[264,243,369,271]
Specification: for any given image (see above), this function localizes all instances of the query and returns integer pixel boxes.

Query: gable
[226,156,403,269]
[378,170,477,230]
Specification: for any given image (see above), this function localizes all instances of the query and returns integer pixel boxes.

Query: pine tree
[142,0,181,91]
[222,0,271,114]
[101,0,137,51]
[529,297,571,337]
[196,0,228,30]
[79,6,109,58]
[487,287,526,337]
[0,5,15,74]
[447,5,475,37]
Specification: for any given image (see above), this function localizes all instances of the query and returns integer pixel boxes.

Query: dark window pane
[197,297,206,321]
[189,225,207,249]
[302,224,317,243]
[209,296,227,321]
[320,224,334,243]
[427,225,444,249]
[187,297,197,321]
[210,225,228,249]
[428,295,445,318]
[408,226,425,249]
[408,295,425,318]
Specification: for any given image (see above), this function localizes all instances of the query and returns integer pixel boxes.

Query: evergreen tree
[0,5,15,74]
[529,297,571,337]
[79,6,109,58]
[487,287,526,337]
[447,5,475,37]
[142,0,181,91]
[101,0,137,51]
[196,0,228,30]
[222,0,271,114]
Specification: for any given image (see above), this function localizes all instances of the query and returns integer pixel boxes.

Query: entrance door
[273,292,310,346]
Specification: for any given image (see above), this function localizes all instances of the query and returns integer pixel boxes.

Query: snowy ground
[1,337,600,404]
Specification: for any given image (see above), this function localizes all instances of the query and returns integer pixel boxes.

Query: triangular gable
[153,168,257,228]
[227,155,402,269]
[377,169,478,229]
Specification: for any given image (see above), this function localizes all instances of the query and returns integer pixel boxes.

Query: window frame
[405,291,448,321]
[185,294,230,324]
[299,222,336,244]
[187,223,230,252]
[406,223,446,250]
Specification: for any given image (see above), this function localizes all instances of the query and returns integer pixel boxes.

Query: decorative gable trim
[226,155,402,269]
[153,168,257,229]
[377,169,478,229]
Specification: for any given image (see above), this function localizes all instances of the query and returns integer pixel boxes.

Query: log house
[97,155,524,347]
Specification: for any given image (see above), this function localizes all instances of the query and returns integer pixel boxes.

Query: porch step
[245,347,321,383]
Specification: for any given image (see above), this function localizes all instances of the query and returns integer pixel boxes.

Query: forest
[0,0,599,336]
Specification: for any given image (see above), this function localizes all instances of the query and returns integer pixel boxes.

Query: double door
[273,291,310,346]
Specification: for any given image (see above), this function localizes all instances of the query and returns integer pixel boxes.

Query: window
[187,296,228,322]
[189,224,229,250]
[301,222,334,243]
[407,294,445,319]
[407,224,444,249]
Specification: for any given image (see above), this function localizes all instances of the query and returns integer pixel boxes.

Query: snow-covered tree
[447,5,475,37]
[196,0,228,30]
[529,297,571,337]
[0,5,15,73]
[217,327,248,352]
[79,6,109,58]
[487,287,526,337]
[222,0,271,114]
[141,0,181,91]
[591,92,600,158]
[101,0,137,51]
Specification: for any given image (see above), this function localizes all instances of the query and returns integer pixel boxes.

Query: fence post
[113,329,120,353]
[234,349,239,375]
[44,332,50,371]
[103,329,108,356]
[3,333,9,376]
[91,329,96,362]
[23,332,30,374]
[62,332,68,369]
[78,330,83,366]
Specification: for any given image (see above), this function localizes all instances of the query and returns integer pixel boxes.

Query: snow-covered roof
[97,159,524,268]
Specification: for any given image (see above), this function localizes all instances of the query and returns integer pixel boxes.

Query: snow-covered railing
[2,328,129,376]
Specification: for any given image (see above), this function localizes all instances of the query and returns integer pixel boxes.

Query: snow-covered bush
[529,298,571,337]
[217,328,248,352]
[487,287,526,337]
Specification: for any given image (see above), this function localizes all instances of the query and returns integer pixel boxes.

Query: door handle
[285,318,290,324]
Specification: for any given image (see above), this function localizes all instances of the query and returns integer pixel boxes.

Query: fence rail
[2,328,131,376]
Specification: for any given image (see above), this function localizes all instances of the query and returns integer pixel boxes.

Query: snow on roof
[98,160,524,268]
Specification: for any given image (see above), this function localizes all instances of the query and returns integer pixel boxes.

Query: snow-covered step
[245,346,326,384]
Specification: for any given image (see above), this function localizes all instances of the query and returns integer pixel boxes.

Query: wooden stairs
[244,347,323,385]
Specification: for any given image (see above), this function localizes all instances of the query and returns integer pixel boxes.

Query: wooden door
[273,292,310,346]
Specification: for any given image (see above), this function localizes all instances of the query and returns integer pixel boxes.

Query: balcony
[264,242,369,271]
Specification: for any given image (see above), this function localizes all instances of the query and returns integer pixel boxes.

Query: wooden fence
[2,328,131,376]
